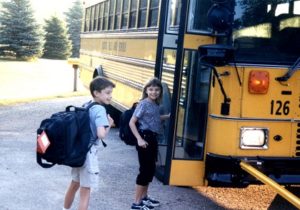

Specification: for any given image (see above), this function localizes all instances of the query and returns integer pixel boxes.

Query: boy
[63,76,115,210]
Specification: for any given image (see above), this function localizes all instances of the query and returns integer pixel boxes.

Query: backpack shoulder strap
[85,101,107,147]
[85,101,100,110]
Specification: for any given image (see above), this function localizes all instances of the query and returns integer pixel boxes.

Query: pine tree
[43,16,72,59]
[65,0,83,58]
[0,0,43,60]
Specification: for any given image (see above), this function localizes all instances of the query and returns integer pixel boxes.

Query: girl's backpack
[119,102,138,146]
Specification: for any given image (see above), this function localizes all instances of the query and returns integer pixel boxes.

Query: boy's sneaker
[130,202,154,210]
[142,196,160,207]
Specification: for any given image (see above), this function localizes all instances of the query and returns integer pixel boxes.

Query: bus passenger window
[149,0,160,27]
[103,1,109,30]
[98,3,104,31]
[108,0,115,30]
[121,0,129,29]
[90,6,95,31]
[94,5,99,31]
[129,0,138,28]
[114,0,122,29]
[138,0,148,28]
[84,8,91,32]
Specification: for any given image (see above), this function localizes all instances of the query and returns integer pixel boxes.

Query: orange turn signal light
[248,70,269,94]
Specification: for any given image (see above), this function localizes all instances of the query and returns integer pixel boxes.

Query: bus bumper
[205,153,300,187]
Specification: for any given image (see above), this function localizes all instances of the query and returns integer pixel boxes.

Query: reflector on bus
[248,71,269,94]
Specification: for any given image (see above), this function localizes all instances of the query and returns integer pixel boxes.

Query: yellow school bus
[80,0,300,205]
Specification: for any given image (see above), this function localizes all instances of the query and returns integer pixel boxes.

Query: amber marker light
[248,70,269,94]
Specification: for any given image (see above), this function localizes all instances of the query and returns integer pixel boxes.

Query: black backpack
[119,103,138,146]
[36,102,106,168]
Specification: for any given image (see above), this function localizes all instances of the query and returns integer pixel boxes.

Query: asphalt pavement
[0,59,222,210]
[0,59,295,209]
[0,96,223,210]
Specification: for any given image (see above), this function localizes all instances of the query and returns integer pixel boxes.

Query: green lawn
[0,58,88,105]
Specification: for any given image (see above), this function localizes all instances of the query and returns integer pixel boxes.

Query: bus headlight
[240,127,268,149]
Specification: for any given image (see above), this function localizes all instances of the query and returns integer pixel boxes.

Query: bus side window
[115,0,122,29]
[138,0,148,28]
[149,0,160,27]
[129,0,138,28]
[121,0,129,29]
[108,0,115,30]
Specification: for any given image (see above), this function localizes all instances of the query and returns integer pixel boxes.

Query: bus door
[165,0,216,186]
[170,49,211,186]
[154,0,181,183]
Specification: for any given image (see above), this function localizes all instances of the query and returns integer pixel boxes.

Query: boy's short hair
[89,76,115,97]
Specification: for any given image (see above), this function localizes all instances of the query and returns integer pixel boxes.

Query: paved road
[0,59,296,209]
[0,96,224,210]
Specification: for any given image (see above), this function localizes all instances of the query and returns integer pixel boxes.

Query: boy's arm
[97,114,114,139]
[97,126,108,139]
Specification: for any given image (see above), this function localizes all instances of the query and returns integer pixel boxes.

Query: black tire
[105,104,121,128]
[93,65,104,78]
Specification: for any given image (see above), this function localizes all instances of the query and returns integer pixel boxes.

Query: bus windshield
[188,0,300,65]
[233,0,300,65]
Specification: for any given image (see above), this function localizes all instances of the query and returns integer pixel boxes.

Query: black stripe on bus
[209,114,300,122]
[281,90,292,95]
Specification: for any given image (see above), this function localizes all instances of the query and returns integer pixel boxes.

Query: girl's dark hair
[89,76,115,97]
[142,77,163,104]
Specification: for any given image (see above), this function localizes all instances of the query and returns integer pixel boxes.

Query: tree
[0,0,43,60]
[43,16,72,59]
[65,0,83,58]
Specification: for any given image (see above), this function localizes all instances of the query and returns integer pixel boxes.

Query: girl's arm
[97,114,114,139]
[160,113,170,121]
[129,115,148,148]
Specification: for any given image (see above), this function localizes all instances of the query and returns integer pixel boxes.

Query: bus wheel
[105,104,121,128]
[93,65,104,78]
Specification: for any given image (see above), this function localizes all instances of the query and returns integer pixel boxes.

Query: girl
[129,77,170,210]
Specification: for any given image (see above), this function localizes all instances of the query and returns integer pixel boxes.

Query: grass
[0,90,89,106]
[0,58,90,106]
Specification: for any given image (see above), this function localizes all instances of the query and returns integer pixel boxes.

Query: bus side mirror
[207,0,234,35]
[198,44,234,67]
[198,44,234,116]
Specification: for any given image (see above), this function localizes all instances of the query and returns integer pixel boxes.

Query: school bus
[79,0,300,206]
